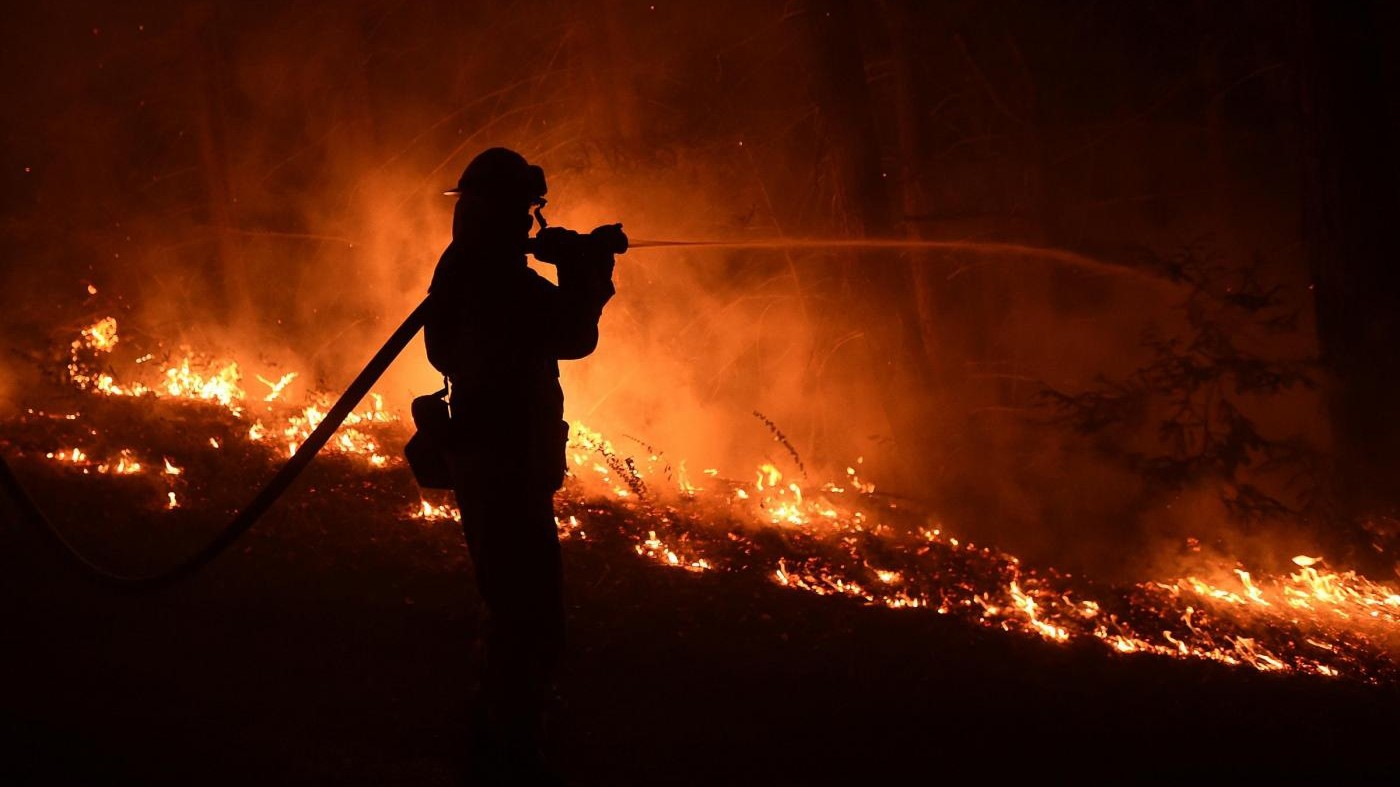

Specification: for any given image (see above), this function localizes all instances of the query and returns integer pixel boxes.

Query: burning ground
[1,314,1397,782]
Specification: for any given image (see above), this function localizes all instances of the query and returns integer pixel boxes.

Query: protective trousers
[450,459,565,748]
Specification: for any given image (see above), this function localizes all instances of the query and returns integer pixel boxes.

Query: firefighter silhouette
[424,147,619,779]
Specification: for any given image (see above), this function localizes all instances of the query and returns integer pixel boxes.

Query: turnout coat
[424,243,615,492]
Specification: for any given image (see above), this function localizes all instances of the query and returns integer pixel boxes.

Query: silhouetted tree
[1043,246,1320,529]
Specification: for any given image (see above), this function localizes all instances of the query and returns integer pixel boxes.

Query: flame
[555,420,1400,681]
[65,317,396,469]
[107,451,142,475]
[412,499,461,523]
[556,515,586,540]
[46,446,149,476]
[257,372,298,402]
[634,529,711,572]
[160,357,244,413]
[33,316,1400,683]
[80,316,118,352]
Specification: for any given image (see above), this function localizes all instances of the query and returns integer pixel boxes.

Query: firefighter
[424,147,618,778]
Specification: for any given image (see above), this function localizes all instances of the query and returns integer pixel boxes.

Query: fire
[45,446,148,476]
[557,420,1400,681]
[257,372,298,402]
[47,448,86,464]
[25,314,1400,683]
[412,499,461,523]
[556,515,586,540]
[65,317,396,469]
[105,451,142,475]
[159,357,244,413]
[634,529,711,572]
[80,316,118,352]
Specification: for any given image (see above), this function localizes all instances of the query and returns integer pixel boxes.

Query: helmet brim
[442,188,546,207]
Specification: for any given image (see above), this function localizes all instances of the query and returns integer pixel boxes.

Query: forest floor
[1,392,1396,784]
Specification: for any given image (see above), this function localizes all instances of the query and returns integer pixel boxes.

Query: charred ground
[1,387,1394,784]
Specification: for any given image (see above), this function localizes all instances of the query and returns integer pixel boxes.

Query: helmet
[443,147,547,207]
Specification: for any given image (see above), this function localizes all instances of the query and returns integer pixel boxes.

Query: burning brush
[5,313,1400,681]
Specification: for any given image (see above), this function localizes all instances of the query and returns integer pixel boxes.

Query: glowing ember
[556,515,587,541]
[634,529,710,572]
[80,316,118,352]
[412,499,461,523]
[102,450,142,475]
[44,446,150,476]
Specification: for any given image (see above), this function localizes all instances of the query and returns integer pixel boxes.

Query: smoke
[0,1,1326,578]
[0,356,19,420]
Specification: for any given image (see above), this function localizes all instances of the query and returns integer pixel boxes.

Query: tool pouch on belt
[404,386,453,490]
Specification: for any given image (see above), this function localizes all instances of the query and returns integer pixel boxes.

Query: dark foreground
[1,451,1395,785]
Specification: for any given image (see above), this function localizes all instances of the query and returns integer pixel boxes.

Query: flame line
[0,299,432,589]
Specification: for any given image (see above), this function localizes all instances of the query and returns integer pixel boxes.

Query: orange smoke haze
[0,1,1328,579]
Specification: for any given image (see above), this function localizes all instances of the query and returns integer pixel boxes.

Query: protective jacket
[425,244,614,490]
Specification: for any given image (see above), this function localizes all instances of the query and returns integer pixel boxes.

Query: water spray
[621,237,1160,283]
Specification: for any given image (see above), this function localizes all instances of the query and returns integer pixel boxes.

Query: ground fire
[5,2,1400,780]
[8,313,1394,683]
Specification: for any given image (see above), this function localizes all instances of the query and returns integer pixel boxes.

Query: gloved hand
[527,224,628,265]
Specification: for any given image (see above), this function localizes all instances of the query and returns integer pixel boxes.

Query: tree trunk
[579,0,643,151]
[186,3,247,326]
[795,0,936,490]
[1297,0,1400,560]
